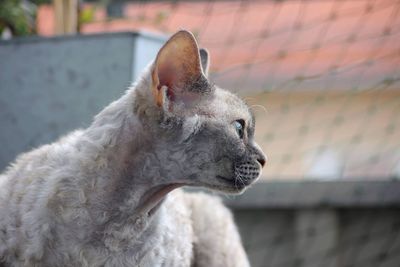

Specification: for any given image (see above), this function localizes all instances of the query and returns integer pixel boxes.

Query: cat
[0,30,266,266]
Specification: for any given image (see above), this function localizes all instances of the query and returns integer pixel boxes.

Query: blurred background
[1,0,400,266]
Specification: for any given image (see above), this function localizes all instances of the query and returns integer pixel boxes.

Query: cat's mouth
[214,161,262,192]
[215,175,254,192]
[216,175,252,186]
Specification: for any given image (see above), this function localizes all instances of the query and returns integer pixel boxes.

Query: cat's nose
[257,155,266,167]
[251,142,267,167]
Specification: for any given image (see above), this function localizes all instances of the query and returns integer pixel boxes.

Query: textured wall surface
[0,32,165,171]
[227,181,400,267]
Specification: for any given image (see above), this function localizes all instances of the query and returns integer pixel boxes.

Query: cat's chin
[202,175,257,195]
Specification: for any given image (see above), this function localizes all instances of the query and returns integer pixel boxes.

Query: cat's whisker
[250,104,268,115]
[243,97,255,103]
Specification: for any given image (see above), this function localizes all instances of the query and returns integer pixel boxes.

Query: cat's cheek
[181,115,201,142]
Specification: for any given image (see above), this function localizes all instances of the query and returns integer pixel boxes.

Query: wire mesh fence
[69,0,400,180]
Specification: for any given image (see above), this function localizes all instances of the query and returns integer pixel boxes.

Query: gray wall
[226,181,400,267]
[0,32,165,171]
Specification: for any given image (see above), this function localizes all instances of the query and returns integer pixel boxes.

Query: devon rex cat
[0,30,266,266]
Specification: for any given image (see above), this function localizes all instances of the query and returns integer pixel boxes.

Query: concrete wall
[225,181,400,267]
[0,32,166,171]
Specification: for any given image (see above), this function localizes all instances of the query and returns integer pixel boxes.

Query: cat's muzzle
[234,161,261,186]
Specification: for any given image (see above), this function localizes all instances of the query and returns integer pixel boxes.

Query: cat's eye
[233,119,245,139]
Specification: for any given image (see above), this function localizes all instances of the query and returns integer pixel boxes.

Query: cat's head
[136,30,266,194]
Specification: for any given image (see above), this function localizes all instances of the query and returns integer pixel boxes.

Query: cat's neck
[77,80,182,239]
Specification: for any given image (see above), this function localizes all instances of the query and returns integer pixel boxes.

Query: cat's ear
[151,30,210,110]
[199,48,210,77]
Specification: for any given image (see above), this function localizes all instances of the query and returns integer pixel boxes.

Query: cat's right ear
[199,48,210,77]
[150,30,210,111]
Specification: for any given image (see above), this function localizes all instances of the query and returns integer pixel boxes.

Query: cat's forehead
[206,87,252,123]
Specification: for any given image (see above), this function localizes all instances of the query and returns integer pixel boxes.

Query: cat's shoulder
[177,191,249,267]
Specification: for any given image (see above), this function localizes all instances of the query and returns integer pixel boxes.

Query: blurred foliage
[79,5,96,26]
[154,10,169,25]
[0,0,37,37]
[30,0,51,4]
[0,0,98,38]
